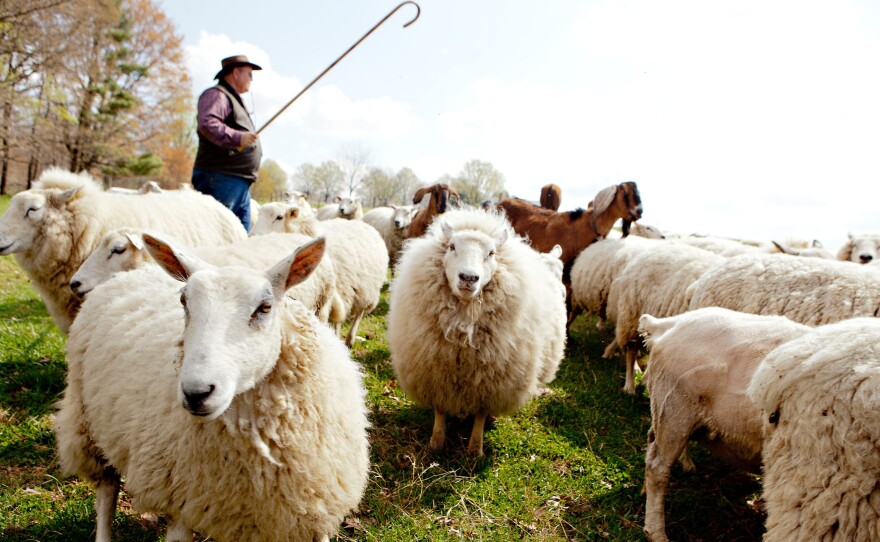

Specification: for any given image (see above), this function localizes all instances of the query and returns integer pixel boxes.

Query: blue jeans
[192,169,252,232]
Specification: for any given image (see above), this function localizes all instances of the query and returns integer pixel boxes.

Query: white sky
[160,0,880,251]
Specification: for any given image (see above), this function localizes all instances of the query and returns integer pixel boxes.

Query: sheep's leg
[334,322,343,340]
[429,410,446,451]
[345,310,365,347]
[166,518,194,542]
[623,341,640,394]
[566,305,583,329]
[602,337,620,359]
[467,410,488,458]
[95,472,120,542]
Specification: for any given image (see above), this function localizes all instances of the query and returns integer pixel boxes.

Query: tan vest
[194,83,262,181]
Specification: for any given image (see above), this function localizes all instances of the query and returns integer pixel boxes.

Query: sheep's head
[337,197,361,218]
[440,221,508,300]
[144,233,326,419]
[845,233,880,264]
[251,202,301,236]
[0,187,82,256]
[70,229,147,298]
[392,205,416,230]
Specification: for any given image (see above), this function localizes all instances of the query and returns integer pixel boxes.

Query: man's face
[231,66,253,93]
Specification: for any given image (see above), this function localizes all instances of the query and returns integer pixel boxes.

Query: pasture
[0,192,764,541]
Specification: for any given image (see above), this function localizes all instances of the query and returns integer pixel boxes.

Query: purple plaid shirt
[197,87,244,148]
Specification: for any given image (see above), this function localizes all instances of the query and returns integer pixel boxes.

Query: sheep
[0,167,246,334]
[769,238,833,259]
[747,317,880,541]
[388,208,567,457]
[249,208,388,347]
[407,183,460,238]
[539,183,561,211]
[362,204,418,266]
[604,242,726,393]
[688,252,880,326]
[317,196,362,221]
[629,222,667,239]
[70,228,345,325]
[670,235,760,257]
[639,307,811,542]
[315,203,339,221]
[836,231,880,264]
[54,235,370,542]
[250,201,317,237]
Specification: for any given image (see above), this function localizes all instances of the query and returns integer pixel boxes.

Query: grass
[0,193,765,541]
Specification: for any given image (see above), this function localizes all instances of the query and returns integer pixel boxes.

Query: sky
[160,0,880,252]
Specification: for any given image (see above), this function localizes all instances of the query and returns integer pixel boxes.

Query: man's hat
[214,55,263,80]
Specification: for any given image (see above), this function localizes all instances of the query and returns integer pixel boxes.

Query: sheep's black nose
[183,385,215,414]
[860,254,873,263]
[458,272,479,284]
[69,280,81,293]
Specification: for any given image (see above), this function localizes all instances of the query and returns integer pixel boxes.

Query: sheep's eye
[179,293,187,308]
[449,244,456,252]
[25,206,39,218]
[253,302,272,318]
[487,250,496,258]
[274,215,283,222]
[111,245,127,256]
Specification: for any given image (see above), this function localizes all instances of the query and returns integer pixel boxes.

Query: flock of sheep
[1,167,879,540]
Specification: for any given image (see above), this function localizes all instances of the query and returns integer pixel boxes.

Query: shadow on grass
[0,297,51,321]
[1,502,161,542]
[0,357,67,417]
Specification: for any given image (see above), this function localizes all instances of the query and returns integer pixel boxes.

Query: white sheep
[688,252,880,325]
[747,317,880,541]
[70,228,345,325]
[250,201,315,237]
[836,231,880,264]
[387,208,567,457]
[249,207,387,347]
[769,238,833,259]
[0,168,246,334]
[605,242,726,394]
[638,307,811,542]
[362,204,418,266]
[54,235,370,542]
[316,196,363,221]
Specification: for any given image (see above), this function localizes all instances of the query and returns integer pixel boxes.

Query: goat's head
[70,229,148,298]
[144,233,326,419]
[440,221,508,300]
[592,182,642,237]
[413,184,460,215]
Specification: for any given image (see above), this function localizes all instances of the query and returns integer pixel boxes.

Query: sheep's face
[0,191,50,256]
[441,222,508,300]
[848,234,880,264]
[70,230,145,298]
[338,197,360,218]
[392,206,415,230]
[251,202,294,236]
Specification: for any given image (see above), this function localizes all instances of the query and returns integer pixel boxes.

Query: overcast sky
[160,0,880,251]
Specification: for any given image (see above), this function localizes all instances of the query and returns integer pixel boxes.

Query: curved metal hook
[255,1,422,135]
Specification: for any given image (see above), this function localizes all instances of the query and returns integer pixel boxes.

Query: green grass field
[0,193,765,541]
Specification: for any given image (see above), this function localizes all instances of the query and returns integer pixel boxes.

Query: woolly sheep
[639,307,811,542]
[670,235,760,257]
[70,228,345,325]
[748,317,880,541]
[249,208,388,347]
[362,204,418,266]
[836,231,880,264]
[250,201,314,237]
[54,236,370,542]
[316,196,362,221]
[605,242,726,394]
[0,168,246,334]
[688,252,880,325]
[388,209,567,457]
[769,239,833,259]
[629,222,667,239]
[315,203,339,220]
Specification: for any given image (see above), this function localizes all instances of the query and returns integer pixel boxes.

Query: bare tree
[451,159,506,206]
[336,141,372,196]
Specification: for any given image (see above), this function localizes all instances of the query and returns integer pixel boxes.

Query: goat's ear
[124,231,145,251]
[591,185,617,216]
[440,221,453,242]
[267,236,325,299]
[412,187,429,205]
[143,233,205,282]
[494,228,509,249]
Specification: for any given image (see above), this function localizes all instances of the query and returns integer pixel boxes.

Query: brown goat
[497,181,643,270]
[540,184,562,211]
[407,184,460,238]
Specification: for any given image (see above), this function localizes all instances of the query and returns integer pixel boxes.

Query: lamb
[605,242,726,393]
[639,307,811,542]
[54,235,369,542]
[407,183,460,238]
[747,317,880,541]
[688,252,880,325]
[388,208,567,457]
[362,204,418,266]
[836,231,880,264]
[250,201,316,237]
[249,208,388,347]
[629,222,667,239]
[70,228,345,325]
[316,196,363,221]
[539,183,561,211]
[0,167,246,334]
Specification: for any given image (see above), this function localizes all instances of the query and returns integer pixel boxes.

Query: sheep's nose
[183,384,215,415]
[458,272,479,284]
[69,280,81,293]
[860,254,874,263]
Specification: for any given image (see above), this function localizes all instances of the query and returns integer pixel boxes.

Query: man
[192,54,263,231]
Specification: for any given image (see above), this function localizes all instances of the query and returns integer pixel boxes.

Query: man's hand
[240,131,259,148]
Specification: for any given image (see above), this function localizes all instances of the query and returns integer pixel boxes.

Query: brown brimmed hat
[214,54,263,80]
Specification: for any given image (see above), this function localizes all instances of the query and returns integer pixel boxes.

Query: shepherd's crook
[256,1,420,135]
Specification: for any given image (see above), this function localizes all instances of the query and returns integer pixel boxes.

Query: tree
[252,159,289,202]
[451,159,506,206]
[360,167,394,207]
[392,167,421,204]
[336,141,372,196]
[314,160,344,203]
[291,162,319,199]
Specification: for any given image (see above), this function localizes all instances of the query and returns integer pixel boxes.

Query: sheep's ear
[591,185,617,216]
[812,239,823,248]
[390,204,397,210]
[124,232,145,251]
[335,195,341,202]
[494,228,509,249]
[142,233,205,282]
[440,221,453,242]
[288,207,299,219]
[549,244,563,259]
[51,186,84,206]
[771,240,791,255]
[267,236,326,298]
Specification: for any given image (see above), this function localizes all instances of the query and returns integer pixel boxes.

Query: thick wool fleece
[388,209,567,419]
[748,318,880,542]
[55,265,370,542]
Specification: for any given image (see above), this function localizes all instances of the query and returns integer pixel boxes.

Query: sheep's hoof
[622,384,637,395]
[467,442,484,458]
[138,512,159,530]
[536,385,555,397]
[428,435,445,451]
